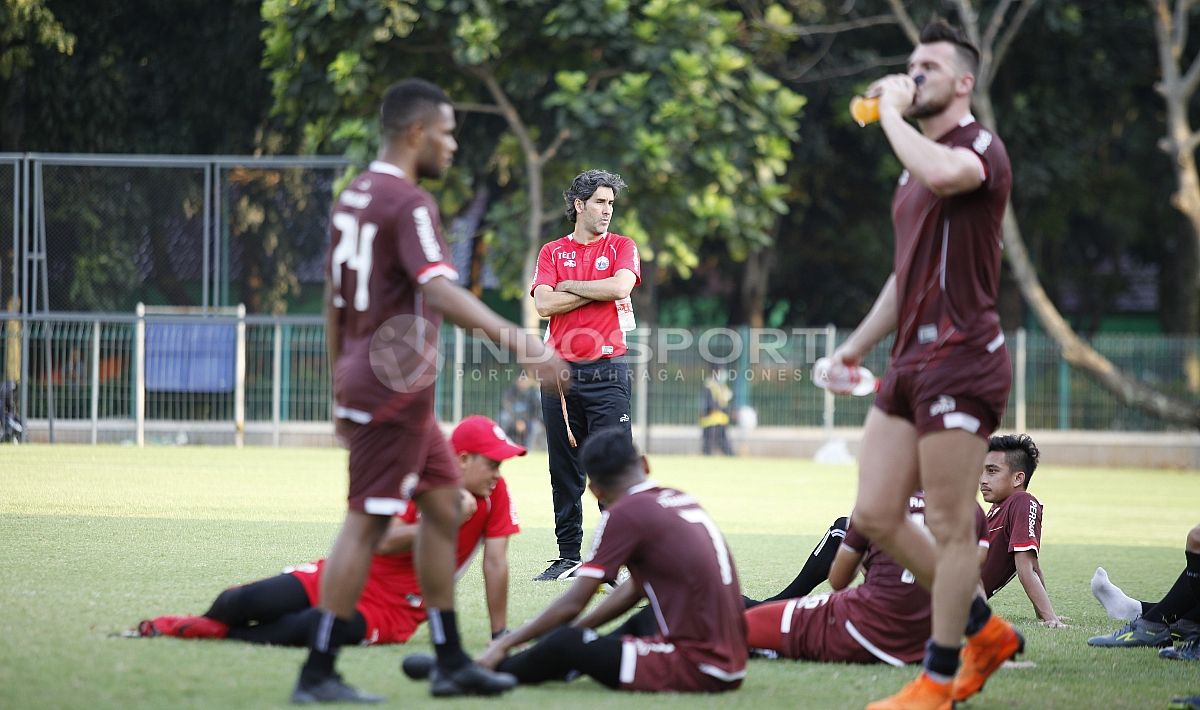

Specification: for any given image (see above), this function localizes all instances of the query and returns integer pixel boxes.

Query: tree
[261,0,802,327]
[0,0,76,150]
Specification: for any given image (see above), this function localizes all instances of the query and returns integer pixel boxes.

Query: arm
[533,284,592,318]
[323,281,341,380]
[555,269,637,302]
[375,517,418,555]
[1013,551,1066,627]
[482,537,510,637]
[827,545,866,591]
[874,75,985,197]
[478,576,603,668]
[572,579,643,629]
[833,274,899,366]
[422,276,568,386]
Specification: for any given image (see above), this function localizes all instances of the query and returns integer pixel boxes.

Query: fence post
[452,326,464,424]
[135,303,145,447]
[1057,357,1070,430]
[91,319,100,444]
[1015,328,1027,433]
[235,303,246,448]
[272,321,282,447]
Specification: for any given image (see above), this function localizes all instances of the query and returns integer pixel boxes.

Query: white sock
[1091,566,1142,621]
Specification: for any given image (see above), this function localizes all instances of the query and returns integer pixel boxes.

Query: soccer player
[745,495,989,666]
[133,416,524,647]
[530,170,641,582]
[828,19,1022,708]
[301,78,569,703]
[407,427,747,692]
[1088,521,1200,657]
[978,434,1066,627]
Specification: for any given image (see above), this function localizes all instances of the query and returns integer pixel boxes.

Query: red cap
[451,415,527,461]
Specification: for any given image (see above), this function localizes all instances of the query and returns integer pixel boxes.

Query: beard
[905,90,952,120]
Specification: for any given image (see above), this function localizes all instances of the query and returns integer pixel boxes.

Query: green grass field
[1,445,1197,709]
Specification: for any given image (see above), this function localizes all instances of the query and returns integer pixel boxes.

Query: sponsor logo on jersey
[340,189,372,209]
[973,130,993,155]
[557,250,577,261]
[413,206,443,261]
[1027,500,1038,539]
[564,259,577,267]
[918,323,937,344]
[929,395,957,416]
[596,255,610,271]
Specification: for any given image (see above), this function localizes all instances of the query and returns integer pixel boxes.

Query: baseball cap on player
[451,415,527,461]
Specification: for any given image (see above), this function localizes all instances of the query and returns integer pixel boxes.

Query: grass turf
[1,444,1197,708]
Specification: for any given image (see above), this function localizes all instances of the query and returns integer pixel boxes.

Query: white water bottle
[812,357,877,396]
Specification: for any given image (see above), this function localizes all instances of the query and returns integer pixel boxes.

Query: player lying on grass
[1088,521,1200,660]
[404,426,747,693]
[130,416,523,647]
[743,494,988,665]
[978,434,1067,627]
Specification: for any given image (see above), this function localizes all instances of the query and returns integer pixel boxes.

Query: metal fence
[2,311,1198,446]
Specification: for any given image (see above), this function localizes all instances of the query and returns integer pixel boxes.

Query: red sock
[151,615,229,639]
[744,600,791,653]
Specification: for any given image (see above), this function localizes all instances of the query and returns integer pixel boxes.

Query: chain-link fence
[2,311,1198,446]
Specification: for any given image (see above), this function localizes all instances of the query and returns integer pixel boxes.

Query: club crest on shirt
[929,395,957,416]
[596,256,610,271]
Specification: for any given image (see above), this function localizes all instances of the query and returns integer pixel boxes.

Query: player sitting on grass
[1088,521,1200,659]
[978,433,1067,627]
[404,426,747,693]
[130,416,523,647]
[743,494,989,665]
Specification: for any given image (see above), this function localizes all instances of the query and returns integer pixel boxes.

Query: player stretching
[406,427,747,693]
[133,416,524,647]
[830,19,1021,708]
[297,79,568,703]
[978,434,1066,626]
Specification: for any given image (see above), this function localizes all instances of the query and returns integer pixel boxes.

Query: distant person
[978,434,1066,627]
[499,376,541,448]
[132,416,524,647]
[530,169,641,582]
[1088,521,1200,658]
[744,494,990,665]
[700,369,734,456]
[828,19,1021,708]
[310,78,568,703]
[406,428,747,693]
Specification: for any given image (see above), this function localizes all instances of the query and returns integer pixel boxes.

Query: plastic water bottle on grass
[812,357,877,396]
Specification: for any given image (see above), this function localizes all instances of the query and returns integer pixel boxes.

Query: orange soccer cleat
[865,672,953,710]
[952,613,1024,702]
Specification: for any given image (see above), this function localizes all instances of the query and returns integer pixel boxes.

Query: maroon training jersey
[531,233,641,362]
[576,481,746,682]
[326,160,458,426]
[833,497,989,663]
[981,490,1044,597]
[890,116,1012,370]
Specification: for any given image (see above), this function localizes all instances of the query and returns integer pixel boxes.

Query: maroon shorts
[873,345,1011,438]
[745,595,924,665]
[338,416,462,514]
[619,636,743,693]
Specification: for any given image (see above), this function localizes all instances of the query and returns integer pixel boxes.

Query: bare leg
[918,429,987,647]
[318,510,390,617]
[414,486,462,610]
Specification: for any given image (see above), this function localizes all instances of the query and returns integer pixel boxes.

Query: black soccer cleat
[532,558,581,582]
[430,662,517,697]
[290,673,384,704]
[401,653,436,680]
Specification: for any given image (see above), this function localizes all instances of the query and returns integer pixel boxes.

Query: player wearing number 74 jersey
[467,427,746,693]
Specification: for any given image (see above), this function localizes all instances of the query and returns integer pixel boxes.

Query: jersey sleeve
[955,125,1007,191]
[576,509,638,580]
[842,522,870,553]
[613,236,642,285]
[974,504,990,550]
[483,477,520,538]
[1005,492,1042,555]
[530,243,558,296]
[395,193,459,286]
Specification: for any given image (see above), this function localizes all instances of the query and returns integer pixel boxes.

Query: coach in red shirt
[529,169,641,582]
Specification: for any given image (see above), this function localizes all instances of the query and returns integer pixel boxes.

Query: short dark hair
[919,18,980,76]
[580,427,640,488]
[988,433,1040,488]
[380,79,451,138]
[563,169,627,223]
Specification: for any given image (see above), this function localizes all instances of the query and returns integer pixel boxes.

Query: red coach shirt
[531,232,641,362]
[890,116,1012,370]
[980,490,1044,597]
[327,160,458,426]
[576,481,746,683]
